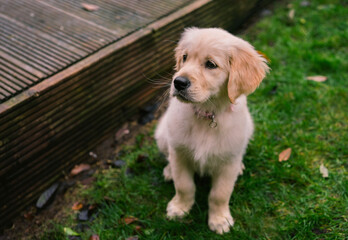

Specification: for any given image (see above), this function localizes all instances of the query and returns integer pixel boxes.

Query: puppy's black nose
[174,76,190,91]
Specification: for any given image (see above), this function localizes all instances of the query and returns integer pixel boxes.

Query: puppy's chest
[172,117,235,159]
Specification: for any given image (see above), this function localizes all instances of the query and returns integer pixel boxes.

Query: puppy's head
[172,28,269,104]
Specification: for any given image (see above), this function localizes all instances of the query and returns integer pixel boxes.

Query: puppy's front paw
[208,211,234,234]
[166,197,193,219]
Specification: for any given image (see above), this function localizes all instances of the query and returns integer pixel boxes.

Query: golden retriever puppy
[155,28,269,234]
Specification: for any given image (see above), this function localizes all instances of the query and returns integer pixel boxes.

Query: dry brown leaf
[115,125,130,141]
[319,164,329,178]
[306,76,327,82]
[70,163,91,176]
[72,202,83,211]
[103,196,115,202]
[123,216,138,225]
[88,203,98,211]
[288,9,295,20]
[81,3,99,11]
[23,212,34,221]
[89,234,100,240]
[134,225,142,232]
[279,148,292,162]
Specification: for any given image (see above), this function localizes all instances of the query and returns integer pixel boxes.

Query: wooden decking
[0,0,195,102]
[0,0,270,229]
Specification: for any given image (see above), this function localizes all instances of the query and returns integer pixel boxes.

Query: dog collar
[193,104,235,128]
[193,107,217,128]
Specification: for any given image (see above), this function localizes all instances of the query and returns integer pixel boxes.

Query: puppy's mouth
[173,91,193,103]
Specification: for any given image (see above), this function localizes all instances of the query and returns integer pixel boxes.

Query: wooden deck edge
[0,0,210,115]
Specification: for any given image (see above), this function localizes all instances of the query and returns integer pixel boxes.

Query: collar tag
[193,106,217,128]
[209,115,217,128]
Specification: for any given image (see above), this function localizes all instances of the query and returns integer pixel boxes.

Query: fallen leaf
[36,183,59,209]
[103,196,115,202]
[319,164,329,178]
[89,234,100,240]
[123,216,138,225]
[63,227,80,236]
[88,203,98,211]
[70,163,91,176]
[23,212,34,221]
[288,9,295,20]
[72,202,83,211]
[279,148,292,162]
[306,76,327,82]
[134,225,142,232]
[81,3,99,11]
[115,126,130,141]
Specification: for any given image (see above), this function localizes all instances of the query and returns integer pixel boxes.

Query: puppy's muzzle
[174,76,191,91]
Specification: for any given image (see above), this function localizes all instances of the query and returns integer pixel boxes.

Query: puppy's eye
[183,54,187,62]
[205,60,217,69]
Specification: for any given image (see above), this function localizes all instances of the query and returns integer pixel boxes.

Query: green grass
[41,0,347,239]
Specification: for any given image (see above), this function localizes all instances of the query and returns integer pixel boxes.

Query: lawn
[41,0,347,239]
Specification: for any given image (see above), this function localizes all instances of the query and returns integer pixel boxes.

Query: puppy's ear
[228,43,269,103]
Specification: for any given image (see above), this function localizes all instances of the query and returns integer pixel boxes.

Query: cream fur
[155,28,269,234]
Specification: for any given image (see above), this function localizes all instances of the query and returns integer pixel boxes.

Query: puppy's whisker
[149,82,171,89]
[143,75,171,89]
[147,79,170,85]
[154,72,175,81]
[145,77,171,84]
[156,88,170,112]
